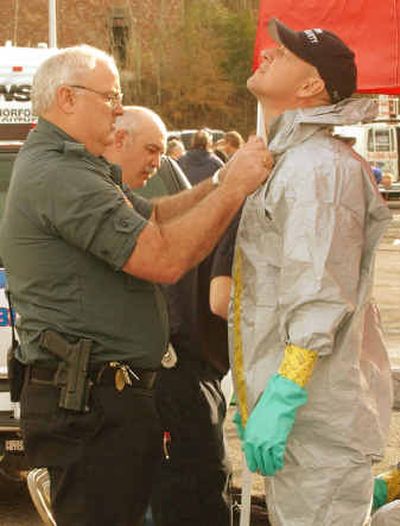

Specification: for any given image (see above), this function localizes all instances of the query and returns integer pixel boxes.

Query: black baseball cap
[267,18,357,103]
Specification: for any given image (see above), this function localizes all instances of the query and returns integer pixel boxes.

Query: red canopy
[253,0,400,94]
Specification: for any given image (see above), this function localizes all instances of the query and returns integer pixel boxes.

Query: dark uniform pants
[152,360,231,526]
[20,370,162,526]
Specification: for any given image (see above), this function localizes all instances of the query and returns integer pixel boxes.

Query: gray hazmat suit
[228,98,393,526]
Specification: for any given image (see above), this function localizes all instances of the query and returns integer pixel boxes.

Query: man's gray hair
[32,45,119,116]
[116,106,167,138]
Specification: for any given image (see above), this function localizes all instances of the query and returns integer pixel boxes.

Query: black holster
[39,329,92,413]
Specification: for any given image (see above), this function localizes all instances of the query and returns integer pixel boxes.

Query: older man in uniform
[0,45,269,526]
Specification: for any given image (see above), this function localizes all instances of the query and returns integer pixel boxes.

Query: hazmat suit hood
[268,97,378,155]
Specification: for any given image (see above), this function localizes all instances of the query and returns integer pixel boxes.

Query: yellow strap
[232,247,249,425]
[278,344,318,388]
[382,467,400,502]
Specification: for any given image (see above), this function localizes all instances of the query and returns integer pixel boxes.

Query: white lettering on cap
[304,29,323,45]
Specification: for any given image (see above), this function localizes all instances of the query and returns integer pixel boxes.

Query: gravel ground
[0,477,42,526]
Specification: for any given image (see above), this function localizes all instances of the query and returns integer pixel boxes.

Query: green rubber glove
[243,374,308,476]
[373,478,388,510]
[233,411,245,441]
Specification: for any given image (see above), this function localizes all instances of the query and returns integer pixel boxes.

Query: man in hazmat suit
[230,18,393,525]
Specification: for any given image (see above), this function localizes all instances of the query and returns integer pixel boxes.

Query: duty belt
[28,361,157,392]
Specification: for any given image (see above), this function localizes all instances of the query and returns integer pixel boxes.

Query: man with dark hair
[222,130,244,159]
[134,129,235,526]
[225,18,392,525]
[178,128,224,185]
[152,243,233,526]
[166,138,186,161]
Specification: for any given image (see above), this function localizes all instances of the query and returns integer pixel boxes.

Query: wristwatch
[211,169,221,187]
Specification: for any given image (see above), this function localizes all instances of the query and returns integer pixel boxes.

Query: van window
[368,129,393,152]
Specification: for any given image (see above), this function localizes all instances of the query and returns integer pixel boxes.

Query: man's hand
[123,139,272,283]
[220,136,273,196]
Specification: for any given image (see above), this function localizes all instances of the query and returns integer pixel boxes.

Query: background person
[108,107,244,526]
[381,172,394,190]
[370,162,383,185]
[104,105,166,188]
[372,463,400,525]
[0,45,270,526]
[152,238,234,526]
[221,130,244,159]
[166,138,186,161]
[213,138,229,163]
[178,128,224,185]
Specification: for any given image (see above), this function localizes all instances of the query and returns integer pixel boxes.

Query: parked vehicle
[334,122,400,202]
[0,42,57,141]
[0,42,57,480]
[0,140,25,481]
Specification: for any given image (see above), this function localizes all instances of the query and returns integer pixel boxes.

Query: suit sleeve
[273,156,365,356]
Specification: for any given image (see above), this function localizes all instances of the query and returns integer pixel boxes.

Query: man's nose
[153,154,162,169]
[113,101,124,117]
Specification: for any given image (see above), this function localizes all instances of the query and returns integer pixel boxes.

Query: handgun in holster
[39,330,92,413]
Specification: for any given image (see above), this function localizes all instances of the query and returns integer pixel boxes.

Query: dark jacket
[178,149,223,185]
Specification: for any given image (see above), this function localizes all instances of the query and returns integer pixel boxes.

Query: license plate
[5,439,24,452]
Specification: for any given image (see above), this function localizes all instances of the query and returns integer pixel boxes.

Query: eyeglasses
[69,84,123,108]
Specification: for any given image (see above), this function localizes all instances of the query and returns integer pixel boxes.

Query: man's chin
[247,74,258,96]
[103,134,115,150]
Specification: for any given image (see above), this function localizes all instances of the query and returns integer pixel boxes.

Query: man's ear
[297,75,326,100]
[114,129,128,151]
[55,85,76,114]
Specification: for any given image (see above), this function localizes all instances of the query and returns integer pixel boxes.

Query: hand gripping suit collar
[228,98,393,525]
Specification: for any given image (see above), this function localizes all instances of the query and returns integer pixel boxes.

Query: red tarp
[253,0,400,94]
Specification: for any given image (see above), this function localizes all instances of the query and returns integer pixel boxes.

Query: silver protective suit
[229,98,393,526]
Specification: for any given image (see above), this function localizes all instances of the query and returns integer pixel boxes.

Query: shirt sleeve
[211,210,241,278]
[41,158,149,270]
[122,185,154,220]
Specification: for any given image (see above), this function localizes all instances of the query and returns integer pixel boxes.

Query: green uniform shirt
[0,119,169,367]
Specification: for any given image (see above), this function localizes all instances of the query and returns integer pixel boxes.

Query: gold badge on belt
[114,368,126,392]
[161,344,178,369]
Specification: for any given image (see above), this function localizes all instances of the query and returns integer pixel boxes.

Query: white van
[0,43,57,479]
[334,122,400,202]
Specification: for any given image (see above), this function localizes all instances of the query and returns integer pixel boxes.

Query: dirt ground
[224,211,400,524]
